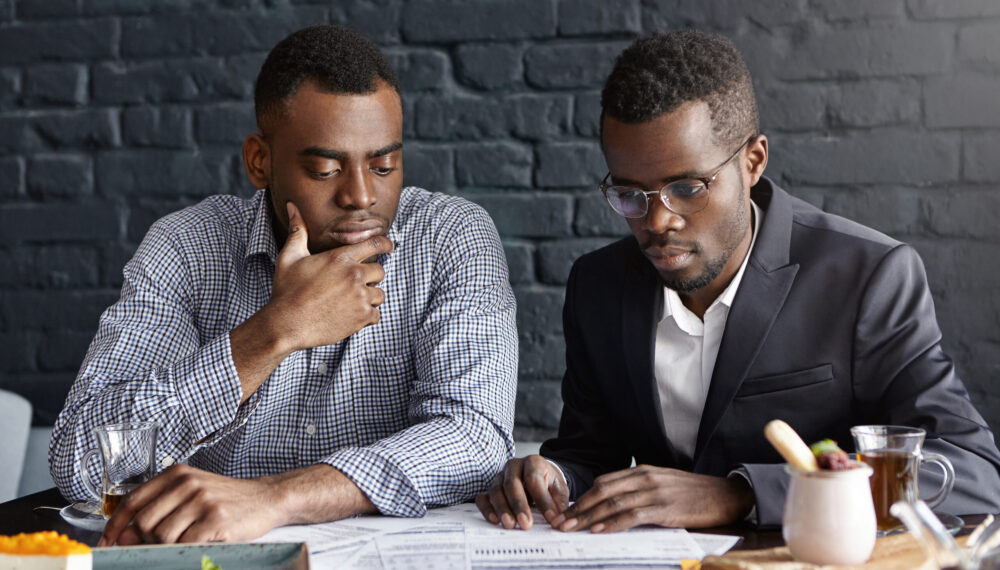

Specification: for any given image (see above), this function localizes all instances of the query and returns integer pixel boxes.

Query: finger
[549,468,571,515]
[501,459,535,529]
[143,492,214,544]
[363,260,386,286]
[593,507,656,534]
[485,470,519,530]
[178,520,226,544]
[556,469,643,531]
[276,201,310,270]
[99,473,172,546]
[569,490,651,532]
[521,456,562,524]
[369,286,386,308]
[113,525,143,546]
[574,468,643,512]
[475,493,499,525]
[340,235,394,263]
[488,485,518,530]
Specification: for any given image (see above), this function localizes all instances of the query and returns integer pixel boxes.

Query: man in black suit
[477,29,1000,530]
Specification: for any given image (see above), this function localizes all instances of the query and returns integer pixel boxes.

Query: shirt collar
[661,199,763,322]
[244,188,407,266]
[246,189,278,264]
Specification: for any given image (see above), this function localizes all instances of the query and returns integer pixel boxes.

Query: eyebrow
[299,141,403,161]
[369,141,403,158]
[299,141,403,162]
[300,147,346,161]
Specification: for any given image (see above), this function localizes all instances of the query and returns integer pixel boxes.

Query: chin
[660,269,717,294]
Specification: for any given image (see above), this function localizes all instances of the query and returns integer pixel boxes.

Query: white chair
[19,426,55,497]
[0,389,32,502]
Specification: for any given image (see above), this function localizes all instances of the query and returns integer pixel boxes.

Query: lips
[328,220,385,245]
[644,246,695,271]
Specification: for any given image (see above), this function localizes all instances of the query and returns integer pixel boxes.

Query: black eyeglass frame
[599,134,758,219]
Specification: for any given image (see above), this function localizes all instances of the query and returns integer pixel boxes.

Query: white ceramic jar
[782,462,877,565]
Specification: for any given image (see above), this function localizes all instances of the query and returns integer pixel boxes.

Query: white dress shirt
[654,201,762,462]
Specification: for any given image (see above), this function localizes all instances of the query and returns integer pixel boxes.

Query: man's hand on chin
[98,465,284,546]
[548,465,754,533]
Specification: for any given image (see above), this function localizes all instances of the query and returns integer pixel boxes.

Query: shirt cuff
[172,332,260,457]
[323,447,425,518]
[727,466,758,525]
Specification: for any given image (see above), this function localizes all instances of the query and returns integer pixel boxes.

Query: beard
[662,251,731,294]
[660,184,751,294]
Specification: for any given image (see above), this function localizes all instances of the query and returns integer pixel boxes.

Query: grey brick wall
[1,0,998,444]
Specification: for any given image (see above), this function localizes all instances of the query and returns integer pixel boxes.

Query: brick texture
[1,1,999,443]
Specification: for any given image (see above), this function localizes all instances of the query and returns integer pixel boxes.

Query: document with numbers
[259,501,736,568]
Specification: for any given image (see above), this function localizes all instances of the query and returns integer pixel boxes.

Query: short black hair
[254,25,400,134]
[601,29,758,148]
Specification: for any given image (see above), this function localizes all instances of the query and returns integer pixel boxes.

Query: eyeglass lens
[607,181,707,217]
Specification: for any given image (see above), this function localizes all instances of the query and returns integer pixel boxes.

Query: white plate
[59,501,106,532]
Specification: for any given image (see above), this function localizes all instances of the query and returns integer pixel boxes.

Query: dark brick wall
[2,0,999,443]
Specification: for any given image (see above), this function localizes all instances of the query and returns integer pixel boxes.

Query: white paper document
[258,502,739,568]
[377,522,467,570]
[689,532,743,556]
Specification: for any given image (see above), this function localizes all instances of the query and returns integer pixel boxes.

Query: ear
[746,134,768,187]
[242,133,271,189]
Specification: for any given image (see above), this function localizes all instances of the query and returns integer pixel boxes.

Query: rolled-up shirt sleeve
[320,205,518,516]
[49,222,254,501]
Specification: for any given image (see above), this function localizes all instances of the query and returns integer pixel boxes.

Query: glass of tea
[78,421,159,518]
[850,425,954,534]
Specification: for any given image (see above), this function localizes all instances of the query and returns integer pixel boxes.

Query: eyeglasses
[599,135,756,218]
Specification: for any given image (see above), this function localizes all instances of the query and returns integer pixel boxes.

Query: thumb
[276,201,310,270]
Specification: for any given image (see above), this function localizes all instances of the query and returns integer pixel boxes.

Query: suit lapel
[621,241,687,468]
[693,180,800,465]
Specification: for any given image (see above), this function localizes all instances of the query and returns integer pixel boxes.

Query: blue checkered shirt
[50,187,518,517]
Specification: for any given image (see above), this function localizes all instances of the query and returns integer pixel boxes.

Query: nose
[334,165,377,210]
[641,195,685,234]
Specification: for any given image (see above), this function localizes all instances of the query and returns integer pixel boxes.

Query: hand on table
[549,465,754,533]
[475,455,570,530]
[98,465,281,546]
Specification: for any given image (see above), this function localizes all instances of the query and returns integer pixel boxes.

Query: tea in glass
[858,449,919,530]
[101,483,141,517]
[79,421,159,519]
[851,425,954,534]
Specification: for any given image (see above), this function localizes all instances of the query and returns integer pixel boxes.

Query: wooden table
[0,488,102,544]
[0,487,985,552]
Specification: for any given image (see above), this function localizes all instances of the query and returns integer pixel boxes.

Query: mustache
[639,237,700,252]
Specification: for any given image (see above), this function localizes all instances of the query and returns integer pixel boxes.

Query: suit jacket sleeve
[540,261,633,499]
[741,244,1000,527]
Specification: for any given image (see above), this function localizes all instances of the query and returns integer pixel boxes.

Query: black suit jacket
[541,178,1000,527]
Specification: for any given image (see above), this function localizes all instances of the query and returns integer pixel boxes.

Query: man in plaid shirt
[50,25,517,545]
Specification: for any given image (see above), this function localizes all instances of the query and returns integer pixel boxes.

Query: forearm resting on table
[265,464,377,526]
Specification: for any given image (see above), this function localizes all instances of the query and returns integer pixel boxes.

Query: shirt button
[305,424,317,435]
[160,456,175,467]
[316,363,328,374]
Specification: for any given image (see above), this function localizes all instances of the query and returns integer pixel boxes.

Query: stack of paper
[258,503,740,569]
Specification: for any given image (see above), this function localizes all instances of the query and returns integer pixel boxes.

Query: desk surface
[0,488,986,552]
